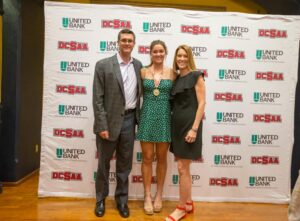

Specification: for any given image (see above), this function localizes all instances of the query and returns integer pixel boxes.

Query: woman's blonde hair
[172,45,197,72]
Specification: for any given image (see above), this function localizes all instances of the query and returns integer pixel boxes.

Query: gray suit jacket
[93,54,143,141]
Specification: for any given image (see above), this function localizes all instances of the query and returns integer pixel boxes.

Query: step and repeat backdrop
[39,1,300,203]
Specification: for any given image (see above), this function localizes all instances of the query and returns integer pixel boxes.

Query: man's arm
[93,61,108,137]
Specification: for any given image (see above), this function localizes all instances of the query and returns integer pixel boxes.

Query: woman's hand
[185,129,197,143]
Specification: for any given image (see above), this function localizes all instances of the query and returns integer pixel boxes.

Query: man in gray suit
[93,29,142,218]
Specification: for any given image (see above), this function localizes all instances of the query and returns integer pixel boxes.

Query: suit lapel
[112,55,125,99]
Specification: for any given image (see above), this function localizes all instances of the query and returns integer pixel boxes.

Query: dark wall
[1,0,21,182]
[1,0,43,182]
[16,0,43,179]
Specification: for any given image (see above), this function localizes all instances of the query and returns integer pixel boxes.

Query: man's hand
[99,131,109,139]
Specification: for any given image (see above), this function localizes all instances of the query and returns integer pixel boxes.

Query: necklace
[152,69,163,96]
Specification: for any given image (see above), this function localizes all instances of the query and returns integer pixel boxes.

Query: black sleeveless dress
[170,71,204,160]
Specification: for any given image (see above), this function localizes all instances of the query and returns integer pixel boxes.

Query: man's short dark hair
[118,29,136,42]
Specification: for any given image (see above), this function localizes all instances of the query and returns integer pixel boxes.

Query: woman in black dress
[165,45,206,221]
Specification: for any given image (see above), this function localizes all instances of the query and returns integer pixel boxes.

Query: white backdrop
[39,1,300,203]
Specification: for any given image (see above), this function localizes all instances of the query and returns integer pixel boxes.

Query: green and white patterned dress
[136,79,172,142]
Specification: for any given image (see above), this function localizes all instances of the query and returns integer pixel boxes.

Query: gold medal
[153,88,160,96]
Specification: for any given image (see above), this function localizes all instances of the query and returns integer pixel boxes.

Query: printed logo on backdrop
[216,49,245,59]
[255,50,284,63]
[171,175,201,187]
[258,29,287,39]
[142,22,172,34]
[56,85,87,95]
[98,41,119,54]
[93,172,117,184]
[52,171,82,181]
[249,134,280,147]
[61,17,92,31]
[251,156,280,165]
[138,45,150,54]
[53,128,84,138]
[253,114,282,123]
[181,25,210,35]
[214,93,243,102]
[132,175,157,184]
[220,26,250,39]
[57,104,88,118]
[255,71,284,81]
[217,69,247,83]
[101,19,132,29]
[251,92,281,105]
[247,176,277,188]
[55,147,86,161]
[59,61,91,75]
[190,46,208,59]
[58,41,89,51]
[214,112,245,125]
[213,155,242,168]
[209,177,239,187]
[212,135,241,145]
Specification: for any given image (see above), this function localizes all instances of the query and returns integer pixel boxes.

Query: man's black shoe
[117,203,130,218]
[94,200,105,217]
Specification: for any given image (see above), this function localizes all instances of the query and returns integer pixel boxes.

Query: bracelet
[191,128,198,133]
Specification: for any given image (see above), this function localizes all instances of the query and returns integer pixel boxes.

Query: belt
[124,108,136,115]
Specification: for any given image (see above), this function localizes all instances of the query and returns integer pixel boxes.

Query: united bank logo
[248,176,276,188]
[181,25,210,35]
[251,156,279,165]
[209,177,239,187]
[253,92,281,104]
[216,112,244,125]
[58,41,89,51]
[213,155,242,167]
[216,50,245,59]
[56,85,87,95]
[212,135,241,145]
[136,152,142,162]
[56,148,86,160]
[256,50,284,61]
[60,61,90,74]
[220,26,249,38]
[191,46,208,59]
[258,29,287,38]
[138,45,150,54]
[52,171,82,181]
[218,69,246,81]
[253,114,282,123]
[171,174,200,185]
[53,128,84,138]
[58,105,88,117]
[251,134,279,146]
[214,93,243,102]
[142,22,172,33]
[255,71,284,81]
[61,17,91,30]
[101,19,131,29]
[99,41,119,53]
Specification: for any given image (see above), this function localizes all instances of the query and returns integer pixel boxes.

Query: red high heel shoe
[165,205,187,221]
[186,200,194,213]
